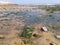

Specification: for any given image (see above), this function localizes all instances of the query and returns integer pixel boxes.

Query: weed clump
[20,26,34,44]
[21,26,34,39]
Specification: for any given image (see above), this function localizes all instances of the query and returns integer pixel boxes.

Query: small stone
[0,35,5,39]
[54,34,60,39]
[50,42,57,45]
[41,27,48,32]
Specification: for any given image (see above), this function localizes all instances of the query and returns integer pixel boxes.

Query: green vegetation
[20,26,34,44]
[21,26,34,39]
[20,25,41,44]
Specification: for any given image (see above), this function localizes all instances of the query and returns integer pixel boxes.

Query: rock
[50,42,57,45]
[0,35,5,39]
[54,34,60,39]
[41,27,48,32]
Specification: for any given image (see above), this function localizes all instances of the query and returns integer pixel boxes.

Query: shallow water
[0,10,60,23]
[0,10,60,31]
